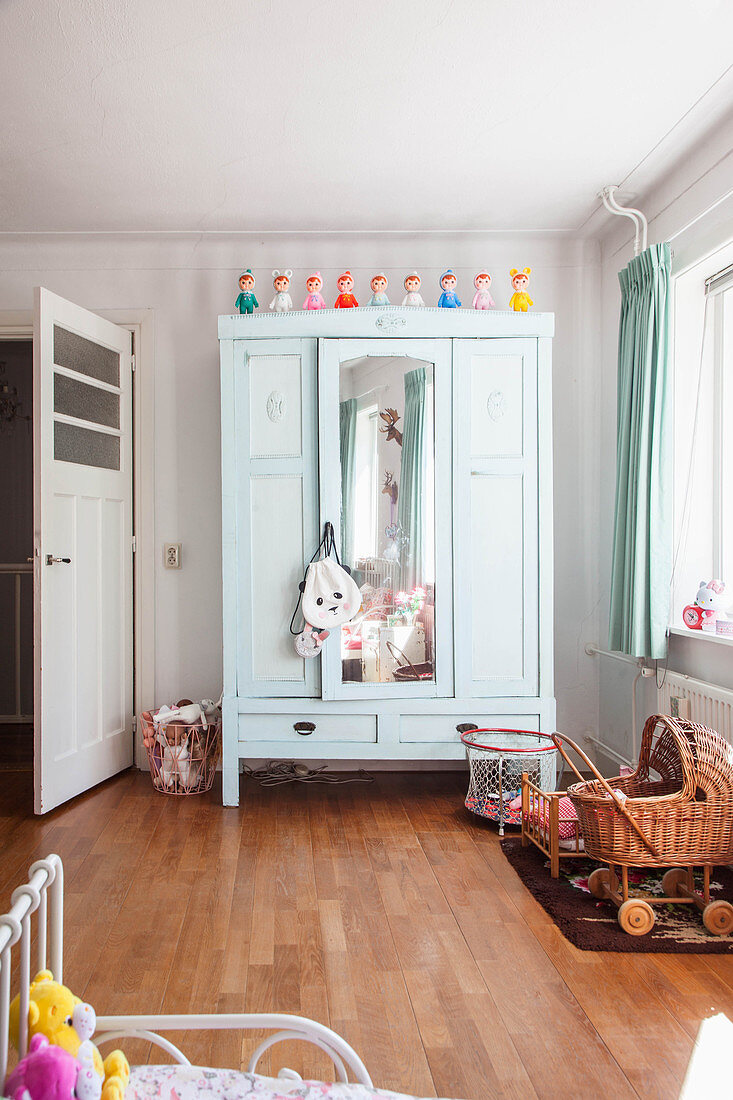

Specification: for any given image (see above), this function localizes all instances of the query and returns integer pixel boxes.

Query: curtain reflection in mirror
[398,366,426,591]
[339,398,356,564]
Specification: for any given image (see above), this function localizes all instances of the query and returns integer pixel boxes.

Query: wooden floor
[0,723,33,770]
[1,768,731,1099]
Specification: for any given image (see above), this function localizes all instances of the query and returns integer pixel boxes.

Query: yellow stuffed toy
[509,267,533,312]
[9,971,129,1100]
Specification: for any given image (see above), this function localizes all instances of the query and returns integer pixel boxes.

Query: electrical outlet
[670,695,690,720]
[164,543,181,569]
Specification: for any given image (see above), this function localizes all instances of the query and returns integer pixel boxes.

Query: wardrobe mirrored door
[318,337,453,702]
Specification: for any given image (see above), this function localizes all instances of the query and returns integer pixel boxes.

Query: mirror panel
[338,355,435,686]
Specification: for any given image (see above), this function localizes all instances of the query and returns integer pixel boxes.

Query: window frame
[670,254,733,636]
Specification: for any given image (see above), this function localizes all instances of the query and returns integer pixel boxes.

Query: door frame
[0,306,155,769]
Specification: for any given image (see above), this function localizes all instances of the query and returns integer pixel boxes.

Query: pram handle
[552,732,660,860]
[385,640,422,678]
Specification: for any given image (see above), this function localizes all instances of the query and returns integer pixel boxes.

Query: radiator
[658,671,733,743]
[354,557,397,591]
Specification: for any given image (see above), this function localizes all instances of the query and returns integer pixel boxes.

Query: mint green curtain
[398,367,426,591]
[339,398,357,565]
[609,243,672,659]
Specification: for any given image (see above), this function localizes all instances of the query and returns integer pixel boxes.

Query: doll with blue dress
[368,273,390,306]
[437,269,461,308]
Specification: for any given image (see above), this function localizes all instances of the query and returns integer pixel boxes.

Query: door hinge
[132,715,137,734]
[131,535,137,553]
[131,354,136,373]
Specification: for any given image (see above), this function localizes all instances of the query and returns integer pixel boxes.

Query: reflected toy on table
[437,269,461,308]
[269,269,293,312]
[235,269,258,315]
[472,270,495,310]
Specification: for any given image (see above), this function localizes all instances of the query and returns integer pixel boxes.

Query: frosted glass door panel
[471,475,525,681]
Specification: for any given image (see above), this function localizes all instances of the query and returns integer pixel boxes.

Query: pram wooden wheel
[588,867,618,899]
[702,900,733,936]
[618,899,655,935]
[661,867,690,897]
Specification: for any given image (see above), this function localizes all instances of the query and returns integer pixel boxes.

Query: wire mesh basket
[461,728,557,835]
[141,709,221,795]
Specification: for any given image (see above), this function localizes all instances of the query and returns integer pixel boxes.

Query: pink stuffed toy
[5,1035,100,1100]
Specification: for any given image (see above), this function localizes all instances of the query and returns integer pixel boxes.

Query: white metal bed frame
[0,855,372,1089]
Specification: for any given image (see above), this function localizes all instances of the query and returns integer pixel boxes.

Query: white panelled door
[33,288,134,814]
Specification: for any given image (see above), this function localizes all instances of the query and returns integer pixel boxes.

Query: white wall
[597,113,733,766]
[0,231,601,746]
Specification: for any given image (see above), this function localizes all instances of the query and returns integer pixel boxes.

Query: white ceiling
[1,0,732,234]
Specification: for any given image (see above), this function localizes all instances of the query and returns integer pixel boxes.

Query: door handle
[293,721,316,736]
[46,556,71,565]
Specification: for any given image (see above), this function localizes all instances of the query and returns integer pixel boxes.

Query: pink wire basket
[141,709,222,795]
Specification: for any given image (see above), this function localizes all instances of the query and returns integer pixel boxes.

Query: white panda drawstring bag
[290,522,361,657]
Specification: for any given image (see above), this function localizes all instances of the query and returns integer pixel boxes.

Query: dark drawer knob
[456,723,479,734]
[294,721,316,736]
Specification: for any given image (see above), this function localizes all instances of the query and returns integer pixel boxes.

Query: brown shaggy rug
[501,836,733,952]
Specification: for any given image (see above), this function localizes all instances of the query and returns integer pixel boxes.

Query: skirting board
[136,760,469,772]
[239,758,469,772]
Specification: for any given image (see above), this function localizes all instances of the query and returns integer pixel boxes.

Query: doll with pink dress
[303,272,327,310]
[472,270,495,310]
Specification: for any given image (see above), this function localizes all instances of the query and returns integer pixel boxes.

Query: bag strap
[323,521,340,564]
[289,522,347,635]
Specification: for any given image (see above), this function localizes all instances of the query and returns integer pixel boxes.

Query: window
[671,248,733,629]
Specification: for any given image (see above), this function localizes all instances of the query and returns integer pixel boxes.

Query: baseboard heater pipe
[585,643,655,764]
[582,735,634,770]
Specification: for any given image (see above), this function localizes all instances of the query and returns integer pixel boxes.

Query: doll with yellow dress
[509,268,533,312]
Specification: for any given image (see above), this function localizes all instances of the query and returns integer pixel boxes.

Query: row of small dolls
[234,267,534,315]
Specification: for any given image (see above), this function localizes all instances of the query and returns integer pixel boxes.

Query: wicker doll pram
[552,715,733,936]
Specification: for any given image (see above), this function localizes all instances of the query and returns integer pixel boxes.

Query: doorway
[0,339,33,772]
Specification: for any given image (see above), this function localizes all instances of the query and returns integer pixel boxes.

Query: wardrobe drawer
[399,714,540,743]
[239,714,377,743]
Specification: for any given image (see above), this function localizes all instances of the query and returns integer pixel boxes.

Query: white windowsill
[668,625,733,649]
